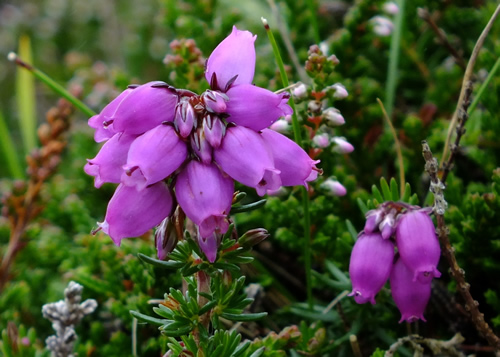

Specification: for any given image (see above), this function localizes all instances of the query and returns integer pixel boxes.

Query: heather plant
[1,1,500,356]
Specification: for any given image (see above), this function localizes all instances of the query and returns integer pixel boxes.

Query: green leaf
[401,182,412,202]
[137,253,184,269]
[248,346,266,357]
[325,260,350,284]
[161,324,194,337]
[371,185,384,204]
[380,177,392,201]
[199,300,218,316]
[390,177,399,201]
[220,312,267,321]
[232,341,251,357]
[357,198,369,215]
[345,219,358,241]
[130,310,167,326]
[0,109,24,178]
[231,199,267,213]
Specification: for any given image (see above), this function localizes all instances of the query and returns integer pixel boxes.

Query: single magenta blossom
[396,210,441,283]
[390,258,431,323]
[349,232,394,304]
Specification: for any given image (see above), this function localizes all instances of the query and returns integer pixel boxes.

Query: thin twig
[417,8,467,70]
[440,81,473,184]
[440,5,500,165]
[422,141,500,351]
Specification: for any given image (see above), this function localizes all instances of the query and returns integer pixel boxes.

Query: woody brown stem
[422,141,500,351]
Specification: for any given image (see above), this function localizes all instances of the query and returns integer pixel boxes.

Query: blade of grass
[8,52,96,118]
[16,35,37,155]
[468,56,500,114]
[263,17,313,310]
[0,109,24,178]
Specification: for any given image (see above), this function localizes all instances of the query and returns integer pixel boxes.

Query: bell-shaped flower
[323,107,345,126]
[390,258,431,323]
[396,210,441,284]
[121,124,187,190]
[98,182,173,246]
[88,87,134,142]
[198,233,220,263]
[205,26,256,90]
[110,81,178,135]
[349,232,394,304]
[225,85,292,131]
[190,128,213,164]
[364,208,384,233]
[174,99,196,138]
[175,161,234,238]
[214,126,281,196]
[260,129,320,189]
[202,90,229,114]
[84,133,136,188]
[202,114,225,148]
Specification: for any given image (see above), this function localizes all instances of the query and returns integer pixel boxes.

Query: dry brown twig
[0,98,74,292]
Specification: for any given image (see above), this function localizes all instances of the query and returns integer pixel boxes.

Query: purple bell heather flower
[364,208,384,233]
[349,232,394,304]
[155,217,178,260]
[88,87,134,142]
[260,129,320,189]
[98,182,173,246]
[84,133,137,188]
[175,161,234,238]
[202,114,225,148]
[225,84,292,131]
[174,99,196,138]
[202,90,229,114]
[396,210,441,284]
[121,124,188,190]
[214,126,281,196]
[320,178,347,196]
[198,233,220,263]
[390,258,431,323]
[332,137,354,154]
[110,81,178,135]
[379,209,396,239]
[190,128,213,164]
[205,26,256,89]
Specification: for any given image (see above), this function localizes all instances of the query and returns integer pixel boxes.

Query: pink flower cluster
[348,202,441,323]
[84,27,320,262]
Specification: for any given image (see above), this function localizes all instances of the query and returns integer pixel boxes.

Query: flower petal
[226,84,292,131]
[84,133,136,188]
[205,26,256,89]
[99,182,173,246]
[122,124,188,190]
[175,161,234,238]
[261,129,320,188]
[214,126,281,196]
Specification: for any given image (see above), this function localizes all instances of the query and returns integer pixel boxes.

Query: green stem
[263,18,313,310]
[468,56,500,114]
[8,53,96,118]
[384,0,405,118]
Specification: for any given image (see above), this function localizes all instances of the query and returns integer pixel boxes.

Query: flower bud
[312,133,330,148]
[202,114,225,148]
[174,99,195,138]
[390,258,431,323]
[379,209,396,239]
[364,208,384,233]
[371,16,394,37]
[349,232,394,304]
[323,108,345,126]
[190,128,213,164]
[202,90,228,113]
[269,119,290,133]
[396,210,441,283]
[320,178,346,196]
[292,83,308,100]
[332,137,354,154]
[238,228,269,248]
[155,217,178,260]
[331,83,348,99]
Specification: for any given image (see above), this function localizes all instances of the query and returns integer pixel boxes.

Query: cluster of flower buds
[370,2,399,37]
[348,201,441,323]
[85,27,321,262]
